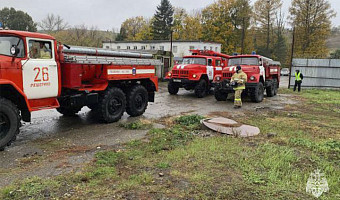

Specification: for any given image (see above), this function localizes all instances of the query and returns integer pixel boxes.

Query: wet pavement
[0,76,292,188]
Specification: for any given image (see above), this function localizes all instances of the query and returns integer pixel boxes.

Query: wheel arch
[0,80,31,122]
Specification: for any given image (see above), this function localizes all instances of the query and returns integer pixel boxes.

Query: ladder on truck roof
[63,54,162,66]
[62,46,162,66]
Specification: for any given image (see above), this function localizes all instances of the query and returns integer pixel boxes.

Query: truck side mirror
[10,45,20,56]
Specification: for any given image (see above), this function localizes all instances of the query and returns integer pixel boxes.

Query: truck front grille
[223,73,233,78]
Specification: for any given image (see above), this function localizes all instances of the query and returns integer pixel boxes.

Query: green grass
[119,120,153,130]
[1,90,340,199]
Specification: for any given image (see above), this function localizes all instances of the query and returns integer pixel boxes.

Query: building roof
[103,40,221,45]
[0,30,55,40]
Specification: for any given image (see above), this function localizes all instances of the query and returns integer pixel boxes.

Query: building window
[150,46,155,50]
[189,46,195,50]
[160,46,164,51]
[127,46,131,50]
[117,46,121,50]
[204,46,207,50]
[215,47,218,51]
[106,46,110,49]
[173,46,178,53]
[210,47,213,50]
[141,46,146,50]
[133,46,137,50]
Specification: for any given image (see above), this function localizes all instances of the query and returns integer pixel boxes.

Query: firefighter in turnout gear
[294,69,304,92]
[231,66,247,108]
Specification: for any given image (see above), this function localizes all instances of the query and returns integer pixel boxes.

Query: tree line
[0,0,338,64]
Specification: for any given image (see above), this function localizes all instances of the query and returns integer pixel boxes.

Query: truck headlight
[250,76,256,81]
[193,74,197,78]
[168,72,172,77]
[216,76,221,81]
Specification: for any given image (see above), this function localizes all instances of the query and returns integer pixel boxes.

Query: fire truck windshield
[182,57,207,65]
[0,36,25,58]
[228,57,259,66]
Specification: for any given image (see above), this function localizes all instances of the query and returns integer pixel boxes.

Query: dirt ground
[0,77,292,188]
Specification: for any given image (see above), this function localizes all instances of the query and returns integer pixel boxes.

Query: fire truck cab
[0,30,160,150]
[213,53,280,102]
[166,50,229,98]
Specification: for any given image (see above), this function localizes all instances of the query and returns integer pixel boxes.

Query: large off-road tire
[0,98,20,151]
[126,85,148,117]
[194,79,208,98]
[251,82,264,103]
[266,81,275,97]
[168,81,179,95]
[273,79,278,96]
[57,106,82,116]
[98,87,126,123]
[214,89,228,101]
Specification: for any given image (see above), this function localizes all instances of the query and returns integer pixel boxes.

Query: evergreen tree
[152,0,174,40]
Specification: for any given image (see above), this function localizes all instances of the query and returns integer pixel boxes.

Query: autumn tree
[39,14,68,32]
[181,11,203,40]
[0,7,37,31]
[201,0,235,54]
[289,0,336,58]
[116,16,148,41]
[172,8,203,41]
[272,10,288,66]
[254,0,282,57]
[152,0,174,40]
[172,7,188,40]
[230,0,253,54]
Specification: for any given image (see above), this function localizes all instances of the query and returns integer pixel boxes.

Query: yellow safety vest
[295,72,301,81]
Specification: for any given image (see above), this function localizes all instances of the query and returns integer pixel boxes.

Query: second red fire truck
[166,50,230,98]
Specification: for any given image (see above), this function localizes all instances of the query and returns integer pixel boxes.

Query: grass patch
[119,119,153,130]
[1,93,340,199]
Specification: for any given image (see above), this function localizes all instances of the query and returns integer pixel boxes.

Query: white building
[102,40,222,59]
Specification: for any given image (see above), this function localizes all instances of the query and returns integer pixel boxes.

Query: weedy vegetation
[1,89,339,199]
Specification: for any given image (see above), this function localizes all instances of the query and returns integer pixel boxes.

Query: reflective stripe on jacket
[295,72,302,81]
[231,70,247,90]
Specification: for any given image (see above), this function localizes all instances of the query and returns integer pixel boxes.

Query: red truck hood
[173,64,206,70]
[222,65,260,73]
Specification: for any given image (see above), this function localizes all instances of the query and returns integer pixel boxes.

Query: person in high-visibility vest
[231,65,247,108]
[294,69,304,92]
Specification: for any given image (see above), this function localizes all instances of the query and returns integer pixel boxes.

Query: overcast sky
[1,0,339,31]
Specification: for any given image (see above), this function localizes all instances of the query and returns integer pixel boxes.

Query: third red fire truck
[213,53,281,102]
[166,50,230,98]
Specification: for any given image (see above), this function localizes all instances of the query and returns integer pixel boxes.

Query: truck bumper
[215,80,259,93]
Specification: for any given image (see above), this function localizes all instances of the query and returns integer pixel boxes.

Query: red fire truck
[213,53,280,102]
[0,30,160,150]
[166,50,230,98]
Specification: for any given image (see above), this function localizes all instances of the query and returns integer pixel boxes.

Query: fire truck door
[22,38,59,99]
[207,59,214,80]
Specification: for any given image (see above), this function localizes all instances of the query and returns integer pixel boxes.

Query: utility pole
[170,30,173,68]
[288,26,295,89]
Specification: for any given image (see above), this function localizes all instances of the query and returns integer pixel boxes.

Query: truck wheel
[57,106,82,116]
[168,81,179,95]
[273,79,278,96]
[214,89,228,101]
[98,87,126,123]
[0,98,20,151]
[194,79,208,98]
[251,82,264,103]
[266,81,275,97]
[126,85,148,117]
